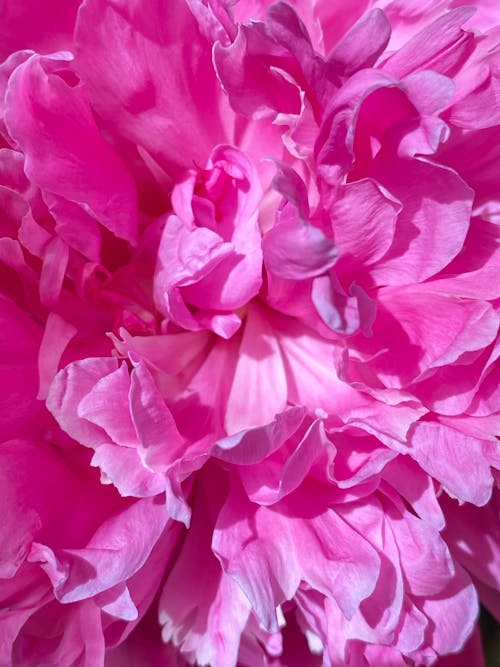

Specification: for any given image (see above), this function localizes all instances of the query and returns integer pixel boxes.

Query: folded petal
[5,54,138,244]
[29,496,168,603]
[213,480,380,632]
[408,419,495,505]
[370,159,473,285]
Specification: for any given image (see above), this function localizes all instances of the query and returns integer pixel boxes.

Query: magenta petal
[0,1,80,61]
[0,297,43,441]
[5,54,138,244]
[75,0,230,177]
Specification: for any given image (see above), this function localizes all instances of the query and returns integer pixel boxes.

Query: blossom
[0,1,499,666]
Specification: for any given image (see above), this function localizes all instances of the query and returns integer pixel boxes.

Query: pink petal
[47,357,120,447]
[77,362,137,447]
[328,9,391,76]
[213,481,380,632]
[0,1,80,61]
[370,160,473,285]
[441,495,500,595]
[263,207,338,280]
[129,361,184,471]
[91,443,166,498]
[434,623,485,667]
[417,566,478,656]
[75,0,230,178]
[37,312,77,401]
[225,304,288,433]
[350,286,498,388]
[213,22,302,121]
[387,507,455,597]
[38,236,68,308]
[382,7,476,78]
[29,496,168,603]
[383,457,445,531]
[330,179,400,272]
[263,164,338,280]
[212,407,305,465]
[408,420,494,505]
[4,54,138,244]
[160,473,250,666]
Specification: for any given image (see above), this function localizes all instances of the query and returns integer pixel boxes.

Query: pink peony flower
[0,1,499,665]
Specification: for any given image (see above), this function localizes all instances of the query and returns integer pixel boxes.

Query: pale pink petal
[416,566,478,656]
[382,7,475,78]
[29,496,168,603]
[77,363,137,447]
[312,273,376,335]
[428,218,500,300]
[408,420,495,505]
[387,508,455,597]
[47,357,120,447]
[213,480,380,632]
[263,206,338,280]
[263,164,338,280]
[330,179,400,273]
[129,361,184,471]
[350,286,499,388]
[225,304,287,433]
[434,624,485,667]
[330,430,398,488]
[383,457,445,531]
[159,473,250,666]
[90,443,166,498]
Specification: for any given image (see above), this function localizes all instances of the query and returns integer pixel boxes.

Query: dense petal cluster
[0,1,499,665]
